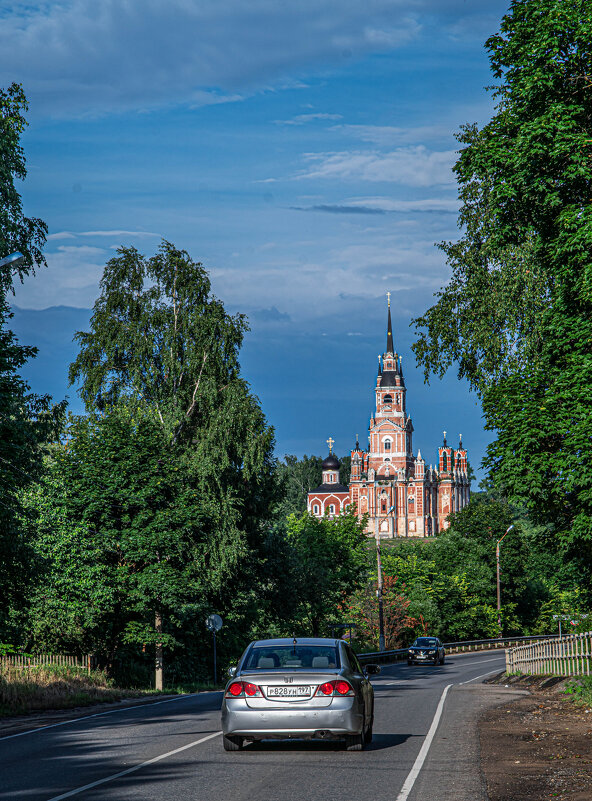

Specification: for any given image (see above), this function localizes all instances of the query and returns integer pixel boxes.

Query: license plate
[266,685,311,698]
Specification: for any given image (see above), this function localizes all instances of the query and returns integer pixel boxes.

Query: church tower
[307,296,471,535]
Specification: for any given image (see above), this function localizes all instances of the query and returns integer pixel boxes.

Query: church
[307,298,471,537]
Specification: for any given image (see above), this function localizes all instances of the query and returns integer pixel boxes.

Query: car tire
[441,655,445,664]
[223,735,243,751]
[364,721,373,745]
[345,733,364,751]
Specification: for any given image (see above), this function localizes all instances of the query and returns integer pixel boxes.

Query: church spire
[386,291,394,354]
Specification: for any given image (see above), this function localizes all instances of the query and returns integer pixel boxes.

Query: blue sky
[3,0,511,480]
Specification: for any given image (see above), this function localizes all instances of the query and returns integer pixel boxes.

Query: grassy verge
[564,675,592,707]
[0,664,161,717]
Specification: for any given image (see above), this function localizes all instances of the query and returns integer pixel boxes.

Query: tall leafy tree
[285,510,368,637]
[1,83,47,290]
[412,1,592,583]
[0,84,58,640]
[25,409,215,670]
[59,241,278,675]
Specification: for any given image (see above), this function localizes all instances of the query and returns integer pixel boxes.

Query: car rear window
[244,645,340,670]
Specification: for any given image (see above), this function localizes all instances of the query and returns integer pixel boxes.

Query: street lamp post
[496,524,515,637]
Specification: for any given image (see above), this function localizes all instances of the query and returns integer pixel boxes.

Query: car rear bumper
[222,700,363,739]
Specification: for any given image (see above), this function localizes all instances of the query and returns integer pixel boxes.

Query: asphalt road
[0,650,512,801]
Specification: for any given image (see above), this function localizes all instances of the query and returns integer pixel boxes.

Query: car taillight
[315,680,354,697]
[225,681,262,698]
[334,680,353,696]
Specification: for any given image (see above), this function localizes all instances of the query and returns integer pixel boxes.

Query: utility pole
[496,524,515,637]
[374,515,386,652]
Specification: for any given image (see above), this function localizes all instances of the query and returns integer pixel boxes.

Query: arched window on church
[329,504,335,515]
[442,453,448,471]
[384,438,392,451]
[383,394,392,405]
[313,504,320,515]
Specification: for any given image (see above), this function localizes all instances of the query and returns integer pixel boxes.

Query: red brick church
[307,298,471,537]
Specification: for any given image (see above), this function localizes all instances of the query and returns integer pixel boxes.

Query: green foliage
[24,410,213,662]
[564,676,592,707]
[283,510,369,636]
[275,454,324,517]
[411,1,592,594]
[0,84,61,640]
[0,83,47,291]
[22,243,280,681]
[372,496,571,641]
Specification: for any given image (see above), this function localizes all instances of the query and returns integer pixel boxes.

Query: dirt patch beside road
[479,675,592,801]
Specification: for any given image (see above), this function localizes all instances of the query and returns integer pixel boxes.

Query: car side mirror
[227,666,237,678]
[364,663,381,675]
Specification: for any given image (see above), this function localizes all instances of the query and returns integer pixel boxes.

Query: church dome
[322,454,340,470]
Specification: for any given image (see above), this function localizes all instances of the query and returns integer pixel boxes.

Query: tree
[284,510,368,636]
[0,315,60,639]
[51,241,279,678]
[24,409,217,672]
[0,84,58,641]
[275,454,324,517]
[1,83,47,291]
[346,575,419,651]
[411,1,592,587]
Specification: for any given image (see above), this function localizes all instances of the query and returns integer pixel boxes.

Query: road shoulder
[409,683,528,801]
[479,676,592,801]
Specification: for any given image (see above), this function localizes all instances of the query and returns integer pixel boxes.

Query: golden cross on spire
[387,290,391,308]
[326,437,335,454]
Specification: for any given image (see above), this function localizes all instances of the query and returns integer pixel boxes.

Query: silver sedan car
[221,637,380,751]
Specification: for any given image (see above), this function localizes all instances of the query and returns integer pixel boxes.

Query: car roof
[250,637,342,647]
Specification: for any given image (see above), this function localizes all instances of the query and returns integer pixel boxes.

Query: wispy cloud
[0,1,420,116]
[292,204,386,215]
[297,146,456,187]
[48,230,160,241]
[275,113,343,126]
[333,124,455,145]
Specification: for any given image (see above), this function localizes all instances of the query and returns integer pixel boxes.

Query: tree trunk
[155,610,163,691]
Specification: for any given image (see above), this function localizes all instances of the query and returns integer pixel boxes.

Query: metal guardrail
[506,631,592,676]
[357,634,560,665]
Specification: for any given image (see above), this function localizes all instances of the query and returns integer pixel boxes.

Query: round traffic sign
[206,614,223,632]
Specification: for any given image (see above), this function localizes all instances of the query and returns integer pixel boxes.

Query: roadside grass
[0,664,160,717]
[564,676,592,707]
[0,665,227,717]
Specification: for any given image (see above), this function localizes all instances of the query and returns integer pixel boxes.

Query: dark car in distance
[407,637,445,666]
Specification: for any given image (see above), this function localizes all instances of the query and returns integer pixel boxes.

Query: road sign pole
[213,630,217,685]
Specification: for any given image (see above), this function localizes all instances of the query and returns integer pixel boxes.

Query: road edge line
[395,683,452,801]
[460,668,502,685]
[45,730,222,800]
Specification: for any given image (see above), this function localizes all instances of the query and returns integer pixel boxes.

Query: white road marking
[460,668,502,685]
[450,657,504,667]
[395,684,452,801]
[45,730,222,800]
[0,693,211,742]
